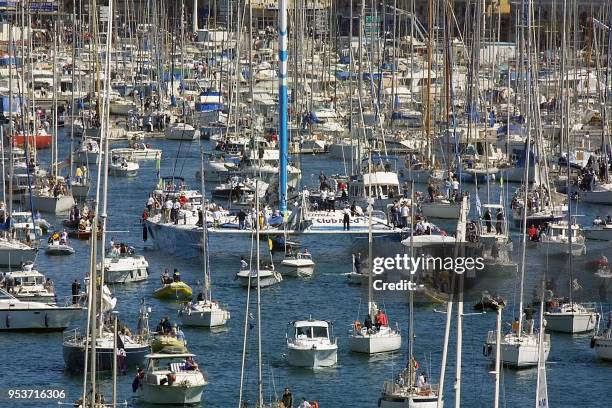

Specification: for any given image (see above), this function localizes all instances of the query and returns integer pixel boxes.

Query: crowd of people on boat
[511,186,552,215]
[592,215,612,226]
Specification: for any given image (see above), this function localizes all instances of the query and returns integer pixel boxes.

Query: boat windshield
[295,326,328,339]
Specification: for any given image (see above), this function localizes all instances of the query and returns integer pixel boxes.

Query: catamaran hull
[544,313,598,333]
[0,308,81,331]
[285,347,337,368]
[139,383,205,405]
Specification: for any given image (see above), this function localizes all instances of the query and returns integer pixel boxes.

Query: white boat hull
[236,273,282,288]
[583,227,612,241]
[348,331,402,354]
[180,304,230,327]
[379,394,441,408]
[139,383,205,405]
[580,188,612,204]
[420,201,462,219]
[285,346,337,368]
[0,307,81,331]
[486,333,550,368]
[593,336,612,360]
[31,195,75,214]
[0,246,37,267]
[165,126,200,140]
[544,312,598,333]
[537,241,586,256]
[105,267,149,284]
[278,261,315,277]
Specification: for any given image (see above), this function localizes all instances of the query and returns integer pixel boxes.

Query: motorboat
[235,265,283,288]
[153,281,193,301]
[45,232,75,256]
[285,319,338,368]
[100,246,149,284]
[4,264,56,303]
[0,289,82,331]
[164,122,200,140]
[279,252,315,278]
[109,155,139,177]
[544,302,599,333]
[180,298,230,328]
[111,142,162,161]
[136,353,207,405]
[537,222,586,256]
[348,316,402,354]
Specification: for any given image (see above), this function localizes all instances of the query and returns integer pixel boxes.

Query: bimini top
[292,319,330,328]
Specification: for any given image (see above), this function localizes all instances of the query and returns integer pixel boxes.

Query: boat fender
[44,313,49,328]
[5,314,10,328]
[590,337,596,348]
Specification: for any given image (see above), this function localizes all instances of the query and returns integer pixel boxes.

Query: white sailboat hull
[348,330,401,354]
[583,227,612,241]
[593,336,612,360]
[31,195,75,214]
[544,312,598,333]
[485,332,550,368]
[180,303,230,327]
[165,125,200,140]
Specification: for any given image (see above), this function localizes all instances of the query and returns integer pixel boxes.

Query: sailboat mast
[200,155,210,301]
[278,0,289,213]
[255,180,263,405]
[408,181,415,382]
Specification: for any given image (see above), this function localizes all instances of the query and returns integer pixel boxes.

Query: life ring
[354,320,362,331]
[179,195,187,205]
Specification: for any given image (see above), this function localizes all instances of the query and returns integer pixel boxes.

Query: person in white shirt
[320,189,328,210]
[298,399,311,408]
[452,178,459,197]
[400,203,409,227]
[147,195,155,211]
[417,372,427,388]
[240,257,248,270]
[164,199,173,222]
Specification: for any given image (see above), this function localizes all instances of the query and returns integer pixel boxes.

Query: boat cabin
[289,319,333,342]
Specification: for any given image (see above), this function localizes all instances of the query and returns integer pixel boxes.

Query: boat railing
[486,330,496,344]
[57,401,128,407]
